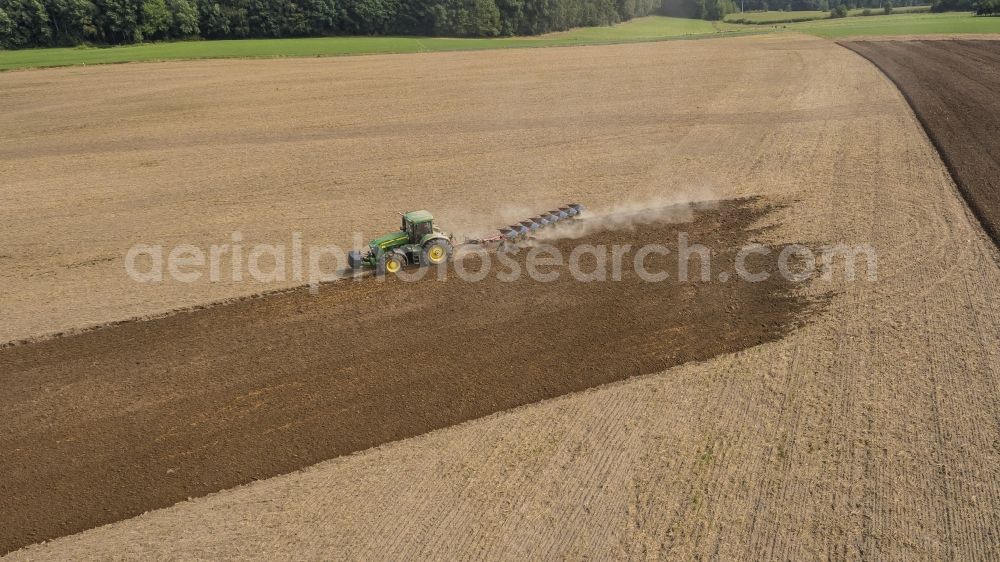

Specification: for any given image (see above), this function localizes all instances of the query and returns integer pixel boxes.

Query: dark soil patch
[0,197,822,554]
[842,39,1000,246]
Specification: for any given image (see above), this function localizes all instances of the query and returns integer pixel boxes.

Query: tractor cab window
[408,220,432,242]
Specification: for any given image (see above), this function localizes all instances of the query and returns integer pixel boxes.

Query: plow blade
[496,203,585,242]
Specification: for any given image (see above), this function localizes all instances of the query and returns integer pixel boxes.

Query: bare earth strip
[841,39,1000,246]
[0,199,823,554]
[3,34,1000,558]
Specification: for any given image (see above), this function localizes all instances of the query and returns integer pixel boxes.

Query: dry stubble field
[3,33,1000,559]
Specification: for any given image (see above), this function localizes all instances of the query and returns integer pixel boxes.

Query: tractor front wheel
[378,251,406,275]
[422,239,453,266]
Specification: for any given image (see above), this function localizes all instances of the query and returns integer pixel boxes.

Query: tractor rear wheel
[422,239,453,266]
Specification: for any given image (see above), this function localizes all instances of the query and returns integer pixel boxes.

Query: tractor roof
[404,210,433,223]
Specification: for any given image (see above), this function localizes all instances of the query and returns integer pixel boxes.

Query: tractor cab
[402,210,435,243]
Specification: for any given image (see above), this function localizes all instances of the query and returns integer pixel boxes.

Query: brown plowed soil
[0,199,820,555]
[841,39,1000,246]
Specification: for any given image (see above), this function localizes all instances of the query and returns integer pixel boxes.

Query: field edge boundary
[0,29,772,73]
[837,39,1000,249]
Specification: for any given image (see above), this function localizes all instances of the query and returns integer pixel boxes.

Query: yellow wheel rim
[386,259,401,273]
[428,246,445,263]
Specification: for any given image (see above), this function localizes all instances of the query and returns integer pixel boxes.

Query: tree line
[0,0,660,48]
[661,0,925,20]
[931,0,997,13]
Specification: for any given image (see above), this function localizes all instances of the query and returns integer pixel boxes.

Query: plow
[348,203,585,274]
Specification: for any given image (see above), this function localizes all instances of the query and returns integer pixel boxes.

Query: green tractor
[347,210,455,274]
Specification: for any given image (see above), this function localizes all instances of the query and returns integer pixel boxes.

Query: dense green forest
[0,0,980,50]
[0,0,659,48]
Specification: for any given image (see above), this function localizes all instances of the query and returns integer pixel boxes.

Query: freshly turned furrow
[0,198,818,556]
